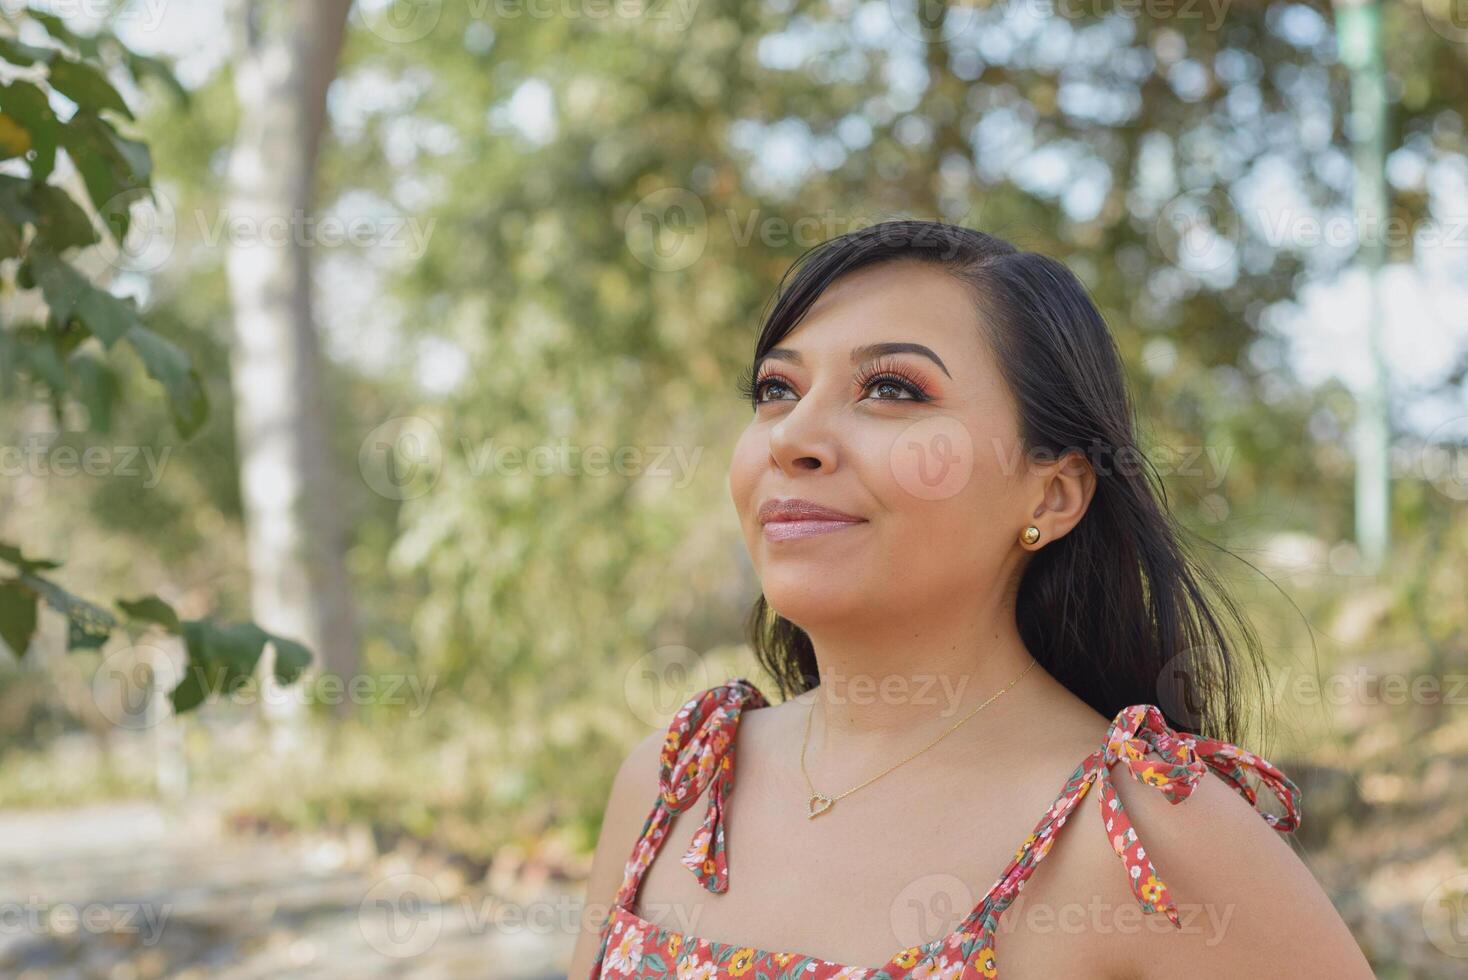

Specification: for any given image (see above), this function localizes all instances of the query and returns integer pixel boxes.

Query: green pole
[1334,0,1391,571]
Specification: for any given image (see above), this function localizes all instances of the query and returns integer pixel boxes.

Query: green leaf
[0,543,62,573]
[123,50,189,107]
[269,633,312,685]
[204,622,271,673]
[0,172,39,226]
[125,326,209,437]
[15,326,67,393]
[0,81,60,181]
[24,251,138,347]
[21,571,116,651]
[170,621,312,712]
[27,183,99,250]
[0,580,39,657]
[20,255,209,435]
[175,620,269,710]
[48,58,133,120]
[168,662,209,713]
[57,111,150,242]
[68,349,117,432]
[0,37,58,67]
[118,595,181,634]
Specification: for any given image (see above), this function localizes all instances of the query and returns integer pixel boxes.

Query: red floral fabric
[591,680,1303,979]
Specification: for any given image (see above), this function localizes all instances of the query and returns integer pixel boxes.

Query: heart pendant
[807,793,834,818]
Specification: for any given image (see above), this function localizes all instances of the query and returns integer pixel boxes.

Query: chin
[758,572,874,630]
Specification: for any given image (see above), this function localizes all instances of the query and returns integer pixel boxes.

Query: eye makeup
[735,353,937,405]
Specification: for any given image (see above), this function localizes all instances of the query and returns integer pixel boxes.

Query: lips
[758,498,864,524]
[758,498,866,541]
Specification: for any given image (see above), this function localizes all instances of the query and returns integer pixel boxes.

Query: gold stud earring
[1021,525,1040,545]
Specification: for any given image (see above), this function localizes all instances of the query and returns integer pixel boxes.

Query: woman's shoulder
[609,678,775,806]
[1073,706,1365,975]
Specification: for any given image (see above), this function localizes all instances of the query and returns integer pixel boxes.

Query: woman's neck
[799,607,1039,744]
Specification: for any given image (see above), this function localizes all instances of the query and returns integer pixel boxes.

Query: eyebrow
[756,342,952,378]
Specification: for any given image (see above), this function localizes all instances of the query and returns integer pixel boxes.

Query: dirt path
[0,800,576,979]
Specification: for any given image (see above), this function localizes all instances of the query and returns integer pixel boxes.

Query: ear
[1022,449,1096,549]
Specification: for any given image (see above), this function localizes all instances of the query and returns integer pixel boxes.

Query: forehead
[780,260,986,363]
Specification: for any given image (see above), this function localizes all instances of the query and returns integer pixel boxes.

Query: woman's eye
[756,377,795,401]
[863,374,924,400]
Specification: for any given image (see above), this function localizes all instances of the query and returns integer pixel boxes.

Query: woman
[569,222,1371,978]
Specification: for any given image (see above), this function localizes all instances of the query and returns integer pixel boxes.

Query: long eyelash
[855,356,931,400]
[737,363,798,404]
[734,363,761,403]
[737,357,931,404]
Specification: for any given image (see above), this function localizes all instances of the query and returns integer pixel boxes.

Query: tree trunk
[223,0,358,727]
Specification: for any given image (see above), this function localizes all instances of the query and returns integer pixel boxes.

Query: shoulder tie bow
[1096,704,1303,926]
[656,679,768,894]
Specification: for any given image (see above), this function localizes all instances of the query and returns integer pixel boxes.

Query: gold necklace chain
[798,657,1039,819]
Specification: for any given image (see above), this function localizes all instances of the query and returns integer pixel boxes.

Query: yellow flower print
[893,946,923,968]
[1140,765,1169,787]
[975,945,998,978]
[772,952,795,966]
[1013,832,1038,862]
[728,946,756,976]
[1140,874,1166,905]
[666,932,682,959]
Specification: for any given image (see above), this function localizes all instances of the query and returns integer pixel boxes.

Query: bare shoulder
[566,728,664,978]
[598,727,666,855]
[1095,735,1374,978]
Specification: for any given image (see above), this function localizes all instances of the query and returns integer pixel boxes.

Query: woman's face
[728,260,1054,631]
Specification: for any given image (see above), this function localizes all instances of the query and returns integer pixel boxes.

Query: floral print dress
[590,679,1303,980]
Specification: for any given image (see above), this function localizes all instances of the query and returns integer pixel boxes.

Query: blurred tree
[223,0,360,718]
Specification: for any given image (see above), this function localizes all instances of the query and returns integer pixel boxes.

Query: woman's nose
[767,396,839,474]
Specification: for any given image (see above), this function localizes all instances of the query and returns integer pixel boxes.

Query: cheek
[872,417,1022,566]
[883,415,978,504]
[727,426,765,525]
